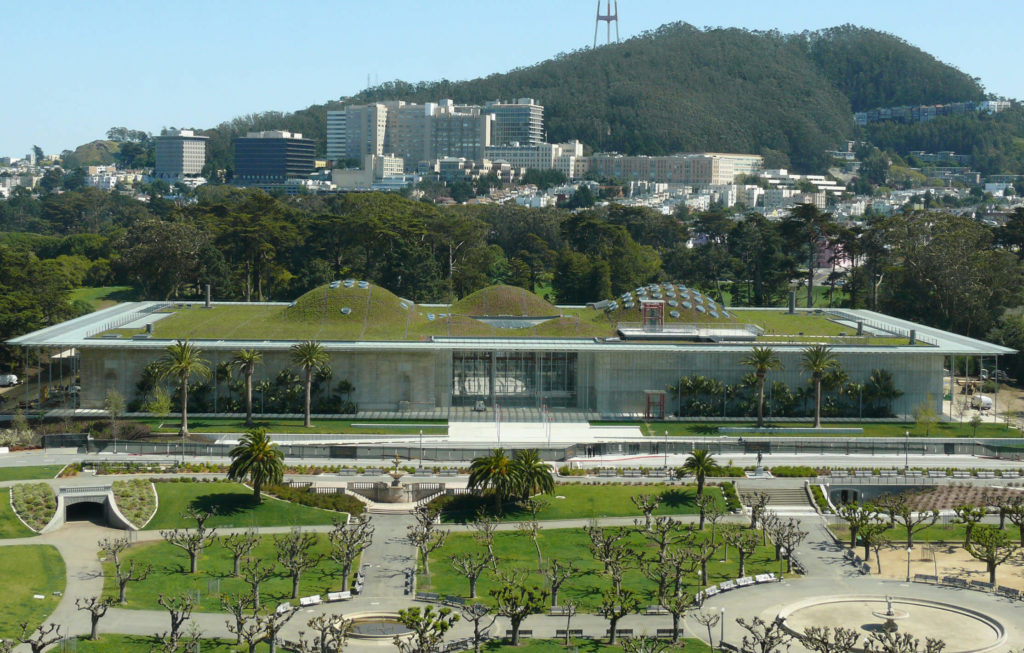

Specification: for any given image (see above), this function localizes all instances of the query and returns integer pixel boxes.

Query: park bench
[736,576,755,587]
[657,629,679,638]
[1002,471,1020,479]
[416,591,440,602]
[969,580,995,591]
[977,471,996,479]
[327,591,351,602]
[299,595,322,607]
[997,585,1020,599]
[506,630,533,638]
[703,585,721,597]
[440,469,458,477]
[913,574,938,584]
[720,580,738,592]
[606,629,633,638]
[905,470,923,477]
[363,468,381,475]
[443,595,466,606]
[598,469,617,477]
[927,470,946,478]
[953,471,971,479]
[828,470,849,477]
[942,576,967,588]
[879,470,897,477]
[413,468,431,476]
[275,602,292,614]
[645,605,669,615]
[556,629,584,638]
[853,470,872,477]
[754,573,777,583]
[861,563,872,575]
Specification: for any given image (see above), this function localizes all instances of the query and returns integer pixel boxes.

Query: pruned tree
[542,558,579,607]
[160,507,218,574]
[695,611,721,651]
[17,622,62,653]
[559,600,578,646]
[276,527,323,599]
[157,593,196,644]
[262,603,300,653]
[470,509,499,570]
[643,515,685,561]
[295,613,352,653]
[964,525,1019,584]
[631,493,662,532]
[864,526,890,573]
[664,544,699,596]
[737,615,794,653]
[221,592,253,644]
[761,511,781,551]
[777,518,809,572]
[99,536,151,604]
[154,622,202,653]
[877,494,939,549]
[863,631,946,653]
[517,507,544,570]
[622,635,675,653]
[836,503,881,550]
[490,580,547,646]
[729,529,761,577]
[747,491,771,530]
[450,551,491,599]
[659,589,696,644]
[394,605,459,653]
[583,520,628,573]
[226,611,266,653]
[642,556,679,601]
[240,556,276,610]
[704,496,726,545]
[75,596,114,640]
[952,504,988,547]
[407,509,448,578]
[686,533,720,587]
[459,603,496,653]
[222,529,261,577]
[600,586,641,646]
[719,523,741,562]
[329,513,374,591]
[1000,494,1024,545]
[801,625,861,653]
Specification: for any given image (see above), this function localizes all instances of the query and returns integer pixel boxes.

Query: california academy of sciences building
[8,283,1014,421]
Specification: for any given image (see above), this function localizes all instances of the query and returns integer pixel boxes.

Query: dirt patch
[867,542,1024,589]
[900,486,1024,511]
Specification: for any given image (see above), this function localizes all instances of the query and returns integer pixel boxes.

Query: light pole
[419,429,423,468]
[719,607,725,650]
[906,546,912,582]
[664,430,669,470]
[904,430,909,472]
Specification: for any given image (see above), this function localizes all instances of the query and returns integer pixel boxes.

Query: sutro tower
[593,0,620,48]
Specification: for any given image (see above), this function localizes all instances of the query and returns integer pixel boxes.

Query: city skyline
[3,0,1024,157]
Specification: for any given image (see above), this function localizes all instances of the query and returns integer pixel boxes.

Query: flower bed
[112,479,157,528]
[10,483,56,532]
[264,484,364,516]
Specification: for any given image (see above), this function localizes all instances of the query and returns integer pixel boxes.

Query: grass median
[0,545,65,638]
[0,488,35,538]
[146,481,341,530]
[0,465,65,481]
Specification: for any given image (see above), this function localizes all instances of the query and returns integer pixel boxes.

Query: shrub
[770,466,819,478]
[710,466,746,478]
[557,465,586,476]
[112,479,157,527]
[810,485,831,513]
[719,481,742,512]
[264,484,364,517]
[11,483,56,532]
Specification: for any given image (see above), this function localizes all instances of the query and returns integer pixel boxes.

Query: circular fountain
[778,595,1005,653]
[347,612,413,644]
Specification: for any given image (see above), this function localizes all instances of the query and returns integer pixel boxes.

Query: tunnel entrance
[65,501,106,525]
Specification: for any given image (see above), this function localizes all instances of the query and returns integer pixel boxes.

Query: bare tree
[559,600,578,646]
[542,558,579,607]
[719,524,741,562]
[631,493,662,532]
[951,504,987,547]
[686,534,719,588]
[801,626,861,653]
[222,529,261,576]
[459,603,496,653]
[737,615,794,653]
[600,586,641,645]
[725,529,760,577]
[517,498,546,570]
[863,631,946,653]
[659,589,696,643]
[295,613,353,653]
[877,494,939,549]
[157,593,196,644]
[836,503,881,550]
[643,516,685,561]
[704,497,726,545]
[470,509,499,570]
[583,520,628,573]
[17,622,62,653]
[747,491,771,530]
[262,603,300,653]
[450,552,491,599]
[240,557,276,610]
[642,556,678,600]
[862,524,890,572]
[75,596,114,640]
[695,611,721,651]
[154,623,202,653]
[99,537,151,604]
[407,510,448,579]
[226,612,266,653]
[777,518,809,572]
[276,527,323,599]
[221,592,253,644]
[1001,494,1024,545]
[160,507,218,574]
[329,514,374,591]
[622,636,676,653]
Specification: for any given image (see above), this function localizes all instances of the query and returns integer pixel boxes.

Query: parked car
[970,395,994,411]
[0,374,18,387]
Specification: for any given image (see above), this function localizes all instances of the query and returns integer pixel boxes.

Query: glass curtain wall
[451,351,578,408]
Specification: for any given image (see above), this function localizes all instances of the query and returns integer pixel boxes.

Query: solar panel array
[607,283,732,321]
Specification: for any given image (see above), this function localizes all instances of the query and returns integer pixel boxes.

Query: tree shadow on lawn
[189,492,260,517]
[658,488,697,508]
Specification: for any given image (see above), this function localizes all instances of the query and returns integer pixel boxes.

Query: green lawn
[421,526,780,611]
[828,522,1013,544]
[0,545,65,638]
[69,286,136,311]
[594,420,1019,439]
[0,465,65,481]
[103,535,354,612]
[136,417,447,435]
[75,634,271,652]
[438,485,721,523]
[146,482,341,530]
[0,489,35,538]
[476,638,711,652]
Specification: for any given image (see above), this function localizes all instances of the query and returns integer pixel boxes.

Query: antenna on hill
[594,0,620,48]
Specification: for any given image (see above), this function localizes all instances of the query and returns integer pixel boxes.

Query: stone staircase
[739,486,816,515]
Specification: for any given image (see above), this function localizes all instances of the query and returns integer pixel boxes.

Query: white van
[971,395,993,411]
[0,374,18,387]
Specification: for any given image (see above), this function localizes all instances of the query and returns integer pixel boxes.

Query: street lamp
[719,607,725,649]
[906,546,913,582]
[664,430,669,471]
[904,430,910,472]
[419,429,423,468]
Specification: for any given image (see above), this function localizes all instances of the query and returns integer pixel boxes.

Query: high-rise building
[154,129,208,179]
[233,131,315,188]
[326,104,387,161]
[430,103,493,161]
[483,98,544,147]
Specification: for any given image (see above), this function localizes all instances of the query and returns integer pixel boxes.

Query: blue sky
[2,0,1022,158]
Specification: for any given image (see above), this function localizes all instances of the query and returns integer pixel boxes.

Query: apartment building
[484,140,583,177]
[483,98,544,146]
[583,153,763,185]
[154,129,208,179]
[233,131,315,189]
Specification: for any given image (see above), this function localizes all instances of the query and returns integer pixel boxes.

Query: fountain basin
[778,595,1005,653]
[347,612,413,642]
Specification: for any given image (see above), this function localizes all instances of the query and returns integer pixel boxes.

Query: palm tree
[228,427,284,504]
[513,449,554,501]
[740,346,783,428]
[155,340,210,437]
[468,448,518,512]
[800,344,839,428]
[289,340,329,428]
[681,449,720,529]
[231,349,263,427]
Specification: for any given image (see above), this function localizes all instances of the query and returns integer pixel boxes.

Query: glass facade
[451,351,577,408]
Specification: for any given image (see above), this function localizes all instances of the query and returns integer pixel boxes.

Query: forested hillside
[167,22,984,175]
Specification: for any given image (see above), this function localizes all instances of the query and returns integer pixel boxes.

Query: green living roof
[88,282,924,345]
